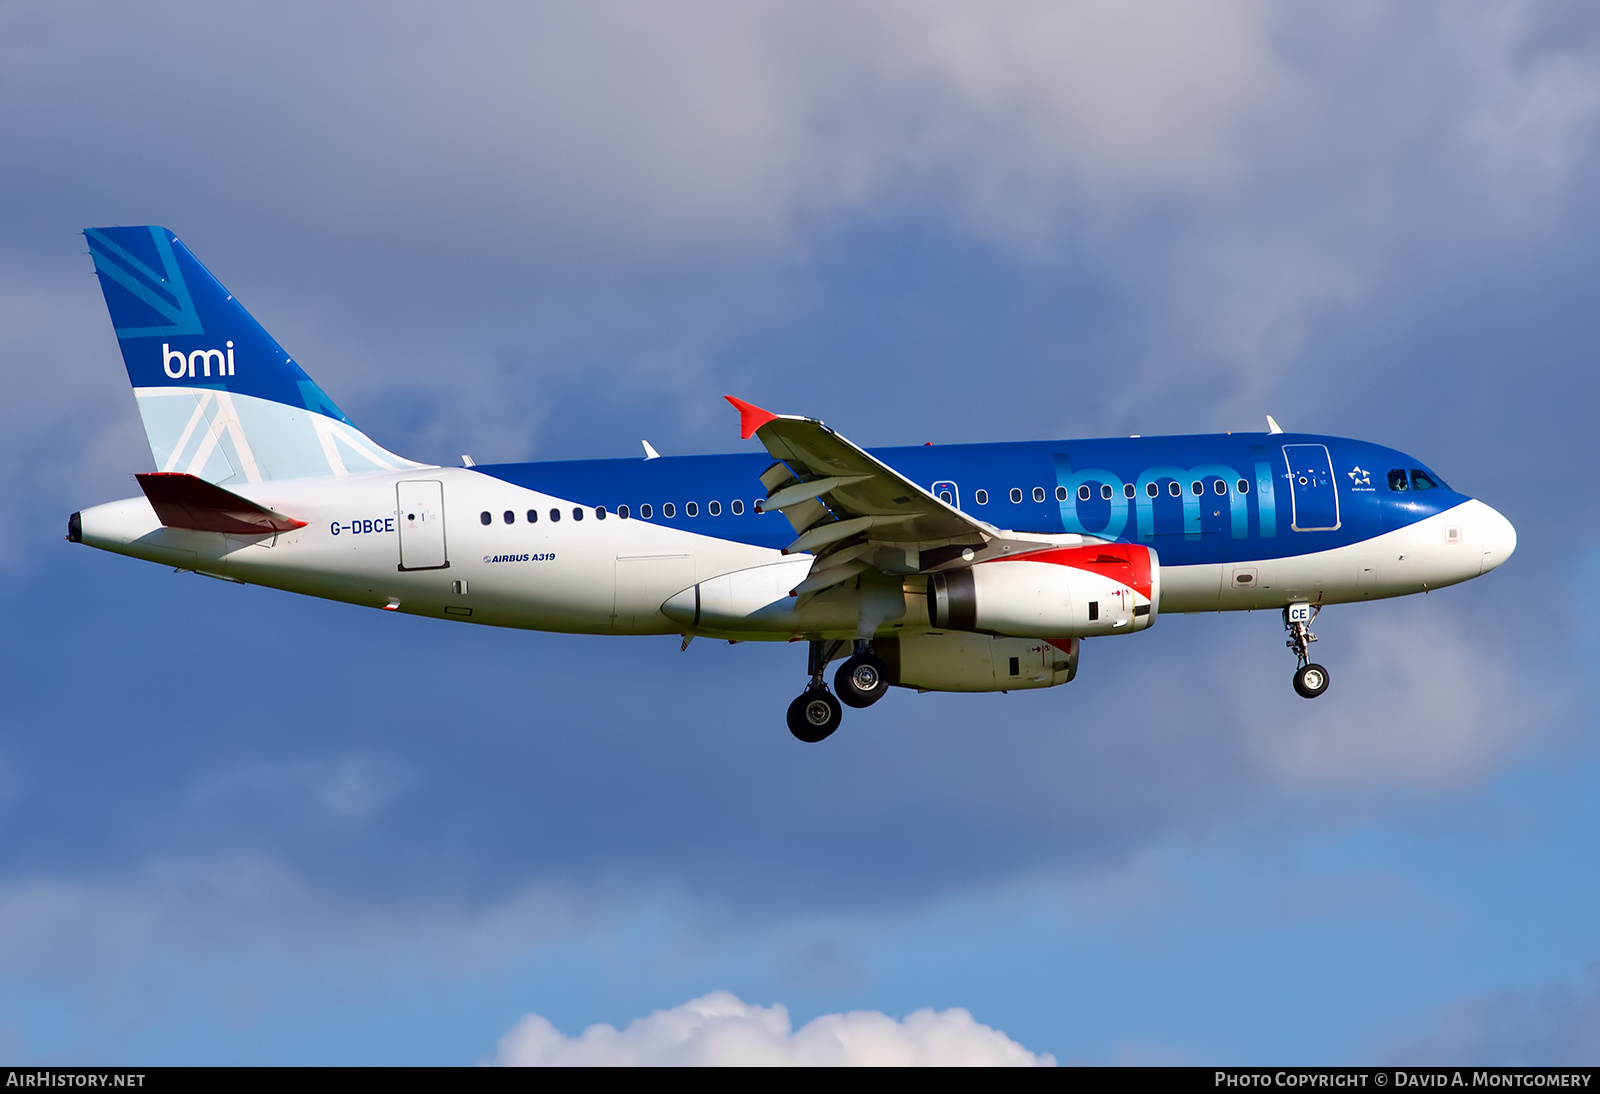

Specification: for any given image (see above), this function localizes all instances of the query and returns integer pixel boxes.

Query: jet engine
[926,543,1159,638]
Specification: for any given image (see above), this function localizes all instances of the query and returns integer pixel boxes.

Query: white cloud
[184,755,410,821]
[0,1,1291,254]
[1234,601,1555,790]
[1451,3,1600,215]
[488,991,1054,1066]
[1387,963,1600,1065]
[0,275,149,566]
[9,1,1600,497]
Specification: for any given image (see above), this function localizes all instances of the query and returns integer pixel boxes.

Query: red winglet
[724,396,780,440]
[136,473,308,535]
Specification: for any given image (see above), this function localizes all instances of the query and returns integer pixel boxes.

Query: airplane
[69,226,1518,743]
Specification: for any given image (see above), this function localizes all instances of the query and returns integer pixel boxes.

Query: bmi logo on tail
[162,341,236,379]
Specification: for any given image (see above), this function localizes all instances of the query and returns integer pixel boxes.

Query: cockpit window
[1387,469,1410,491]
[1411,470,1438,491]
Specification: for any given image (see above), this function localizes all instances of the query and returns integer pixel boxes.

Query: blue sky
[2,0,1598,1065]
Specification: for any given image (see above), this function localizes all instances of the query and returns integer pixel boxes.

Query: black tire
[787,689,842,743]
[835,654,890,708]
[1293,663,1330,699]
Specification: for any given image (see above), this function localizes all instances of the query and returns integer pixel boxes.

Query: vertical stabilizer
[86,226,423,484]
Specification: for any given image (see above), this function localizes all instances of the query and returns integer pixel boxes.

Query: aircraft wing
[726,397,1083,597]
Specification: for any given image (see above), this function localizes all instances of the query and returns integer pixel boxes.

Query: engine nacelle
[926,543,1159,638]
[876,633,1078,692]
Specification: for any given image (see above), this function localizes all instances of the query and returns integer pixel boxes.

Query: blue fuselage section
[477,431,1466,566]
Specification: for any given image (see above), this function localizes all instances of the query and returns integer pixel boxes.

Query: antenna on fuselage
[1265,415,1284,435]
[641,440,661,460]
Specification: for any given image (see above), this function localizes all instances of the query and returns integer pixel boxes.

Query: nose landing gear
[1285,603,1330,698]
[1293,662,1330,698]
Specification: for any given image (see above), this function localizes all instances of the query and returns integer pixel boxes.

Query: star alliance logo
[1347,466,1370,486]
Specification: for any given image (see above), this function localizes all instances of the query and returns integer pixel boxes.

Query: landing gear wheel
[787,688,843,742]
[1293,663,1330,699]
[835,654,890,708]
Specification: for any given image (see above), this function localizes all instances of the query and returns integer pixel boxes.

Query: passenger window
[1147,482,1159,498]
[1411,470,1438,491]
[974,490,988,505]
[596,506,607,520]
[618,505,629,519]
[686,502,698,517]
[1055,486,1068,502]
[1033,487,1046,503]
[1236,479,1249,495]
[526,509,538,523]
[1388,469,1409,491]
[1077,485,1091,501]
[938,490,951,503]
[1009,488,1022,503]
[1191,481,1203,496]
[663,502,676,518]
[549,508,561,522]
[731,499,744,515]
[640,503,652,519]
[503,510,515,524]
[1101,484,1113,500]
[573,507,583,521]
[480,511,491,525]
[1124,483,1136,499]
[707,500,719,516]
[1168,481,1181,497]
[1214,480,1226,495]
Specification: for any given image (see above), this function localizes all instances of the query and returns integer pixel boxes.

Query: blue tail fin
[86,226,421,484]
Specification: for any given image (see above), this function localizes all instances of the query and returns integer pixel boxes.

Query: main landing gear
[787,688,842,743]
[836,641,890,709]
[1284,603,1330,699]
[786,640,890,742]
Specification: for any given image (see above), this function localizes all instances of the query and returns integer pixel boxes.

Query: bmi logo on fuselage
[162,341,236,379]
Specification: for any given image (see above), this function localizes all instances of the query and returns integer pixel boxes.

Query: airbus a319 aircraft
[70,226,1517,742]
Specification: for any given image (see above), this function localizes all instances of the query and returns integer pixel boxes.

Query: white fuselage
[75,468,1517,641]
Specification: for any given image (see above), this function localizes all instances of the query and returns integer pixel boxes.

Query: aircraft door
[396,480,449,570]
[1282,445,1340,532]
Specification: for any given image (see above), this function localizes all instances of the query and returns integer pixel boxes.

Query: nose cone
[1466,498,1517,574]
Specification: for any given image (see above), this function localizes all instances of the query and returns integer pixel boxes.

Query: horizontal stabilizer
[135,472,307,534]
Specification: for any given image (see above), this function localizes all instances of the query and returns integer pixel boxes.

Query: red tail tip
[724,396,779,440]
